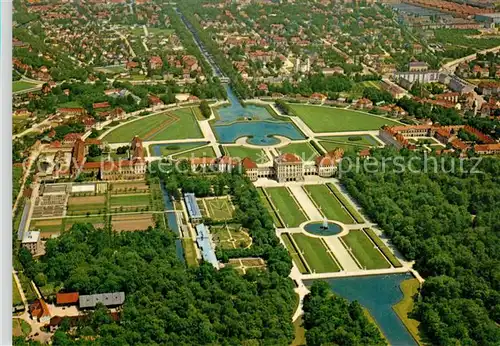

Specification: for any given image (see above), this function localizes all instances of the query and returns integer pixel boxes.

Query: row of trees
[340,149,500,345]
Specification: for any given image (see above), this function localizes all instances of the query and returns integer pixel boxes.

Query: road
[441,44,500,73]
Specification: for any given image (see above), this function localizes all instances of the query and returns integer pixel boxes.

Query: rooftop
[195,224,218,268]
[184,193,202,219]
[22,231,40,244]
[79,292,125,308]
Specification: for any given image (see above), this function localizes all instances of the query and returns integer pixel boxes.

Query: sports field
[264,187,308,227]
[103,107,203,143]
[224,146,267,162]
[342,230,391,270]
[110,194,151,207]
[278,142,320,160]
[304,184,355,224]
[204,197,233,220]
[317,134,379,147]
[291,233,341,273]
[13,80,39,92]
[289,104,400,132]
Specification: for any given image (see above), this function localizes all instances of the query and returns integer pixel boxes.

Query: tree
[88,144,102,158]
[199,100,211,118]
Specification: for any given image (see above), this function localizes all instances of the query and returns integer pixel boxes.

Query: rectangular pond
[304,273,417,346]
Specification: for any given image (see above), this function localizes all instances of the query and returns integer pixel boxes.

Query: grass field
[17,271,37,303]
[258,189,283,227]
[319,140,369,153]
[278,142,320,160]
[317,135,379,147]
[327,184,365,223]
[13,275,23,306]
[64,217,107,231]
[182,238,199,267]
[173,146,217,159]
[265,187,308,227]
[292,316,306,346]
[204,198,233,220]
[282,233,309,274]
[393,278,422,345]
[304,184,354,224]
[13,80,38,92]
[224,146,268,162]
[364,228,402,268]
[103,107,203,143]
[292,233,340,273]
[289,104,400,132]
[110,194,150,207]
[152,143,207,157]
[342,230,391,270]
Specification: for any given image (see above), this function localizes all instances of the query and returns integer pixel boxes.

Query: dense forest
[303,281,386,346]
[340,148,500,345]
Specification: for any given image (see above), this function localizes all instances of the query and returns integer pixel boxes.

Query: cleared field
[173,146,216,159]
[289,104,400,132]
[304,184,354,224]
[13,80,38,92]
[327,184,365,223]
[342,230,391,270]
[393,278,422,345]
[364,228,402,268]
[257,189,283,227]
[68,196,106,205]
[278,142,320,160]
[317,134,378,147]
[103,107,203,143]
[111,214,155,232]
[291,233,340,273]
[265,187,307,227]
[110,182,149,192]
[224,146,268,162]
[282,233,309,274]
[204,198,233,220]
[12,319,31,338]
[110,194,151,207]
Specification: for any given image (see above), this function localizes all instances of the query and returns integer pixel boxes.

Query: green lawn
[182,238,199,267]
[327,184,365,223]
[317,135,379,147]
[319,141,367,153]
[393,278,423,345]
[13,80,38,92]
[152,142,208,157]
[63,216,108,230]
[289,104,400,132]
[13,275,23,306]
[110,194,151,207]
[258,189,283,227]
[282,233,309,274]
[304,185,354,224]
[224,146,267,162]
[265,187,307,227]
[278,142,320,160]
[103,107,203,143]
[173,146,216,159]
[342,230,391,270]
[364,228,402,268]
[291,233,340,273]
[205,198,233,220]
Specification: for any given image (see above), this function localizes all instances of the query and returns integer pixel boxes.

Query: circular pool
[303,221,343,236]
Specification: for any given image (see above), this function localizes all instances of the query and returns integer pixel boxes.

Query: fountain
[321,218,329,230]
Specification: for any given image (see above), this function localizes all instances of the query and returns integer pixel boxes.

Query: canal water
[304,273,417,346]
[159,179,185,264]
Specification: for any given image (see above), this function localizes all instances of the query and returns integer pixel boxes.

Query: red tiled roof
[56,292,79,305]
[276,153,301,163]
[241,157,257,169]
[93,102,110,109]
